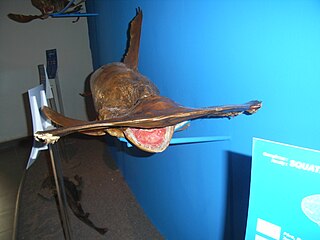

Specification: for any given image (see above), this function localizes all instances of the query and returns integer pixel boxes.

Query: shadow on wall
[224,151,252,240]
[104,134,154,158]
[103,135,154,174]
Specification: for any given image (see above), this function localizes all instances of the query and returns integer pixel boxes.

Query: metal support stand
[48,143,72,240]
[28,76,72,239]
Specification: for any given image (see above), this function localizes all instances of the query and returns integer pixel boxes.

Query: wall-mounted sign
[246,138,320,240]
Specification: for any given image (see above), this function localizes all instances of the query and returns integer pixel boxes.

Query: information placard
[246,138,320,240]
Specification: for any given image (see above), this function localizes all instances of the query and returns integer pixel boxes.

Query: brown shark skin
[34,9,262,152]
[36,99,261,143]
[89,62,162,140]
[41,99,261,131]
[31,0,67,15]
[90,63,159,121]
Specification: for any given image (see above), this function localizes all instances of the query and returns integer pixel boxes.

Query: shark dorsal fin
[123,8,143,71]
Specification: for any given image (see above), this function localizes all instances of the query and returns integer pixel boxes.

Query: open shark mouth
[124,126,175,152]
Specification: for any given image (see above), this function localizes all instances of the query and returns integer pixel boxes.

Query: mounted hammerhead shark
[35,8,262,153]
[7,0,84,23]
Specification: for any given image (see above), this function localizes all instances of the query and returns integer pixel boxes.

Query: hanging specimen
[35,8,262,153]
[8,0,89,23]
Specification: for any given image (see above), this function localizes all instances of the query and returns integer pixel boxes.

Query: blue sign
[246,138,320,240]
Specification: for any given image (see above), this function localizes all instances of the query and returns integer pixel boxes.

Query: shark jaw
[124,126,175,153]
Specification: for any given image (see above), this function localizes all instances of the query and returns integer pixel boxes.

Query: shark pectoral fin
[42,106,106,137]
[79,130,106,136]
[7,13,42,23]
[202,100,262,118]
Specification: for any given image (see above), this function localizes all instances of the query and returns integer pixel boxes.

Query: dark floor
[0,138,30,240]
[0,136,163,240]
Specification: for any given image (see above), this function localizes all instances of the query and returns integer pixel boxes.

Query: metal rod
[48,144,72,240]
[51,13,98,18]
[56,0,75,14]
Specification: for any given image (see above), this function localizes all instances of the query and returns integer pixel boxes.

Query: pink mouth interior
[124,126,174,152]
[129,128,167,146]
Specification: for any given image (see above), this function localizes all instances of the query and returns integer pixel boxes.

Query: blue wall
[86,1,320,239]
